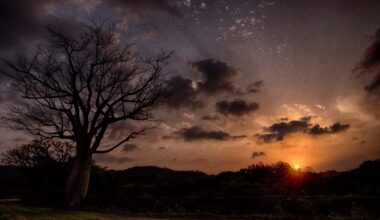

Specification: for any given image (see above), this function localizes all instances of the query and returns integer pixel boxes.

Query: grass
[0,203,160,220]
[0,202,377,220]
[0,204,273,220]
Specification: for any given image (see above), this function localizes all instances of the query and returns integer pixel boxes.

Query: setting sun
[294,164,301,170]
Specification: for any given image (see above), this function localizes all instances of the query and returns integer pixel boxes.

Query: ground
[0,202,376,220]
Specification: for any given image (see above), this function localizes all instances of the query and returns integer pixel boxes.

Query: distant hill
[1,160,380,216]
[116,166,210,184]
[0,166,21,177]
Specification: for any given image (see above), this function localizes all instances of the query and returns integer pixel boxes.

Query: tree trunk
[65,148,92,206]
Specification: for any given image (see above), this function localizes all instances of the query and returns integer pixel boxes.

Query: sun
[294,164,301,170]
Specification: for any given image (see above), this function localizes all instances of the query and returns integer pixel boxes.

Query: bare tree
[1,23,171,205]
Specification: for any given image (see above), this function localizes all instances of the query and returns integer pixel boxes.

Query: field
[0,203,130,220]
[0,203,267,220]
[1,163,380,220]
[0,202,379,220]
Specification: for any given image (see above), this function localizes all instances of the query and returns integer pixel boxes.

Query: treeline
[1,140,380,216]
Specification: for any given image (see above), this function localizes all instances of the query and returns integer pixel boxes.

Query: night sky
[1,0,380,173]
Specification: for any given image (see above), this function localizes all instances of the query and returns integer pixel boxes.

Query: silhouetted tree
[1,22,171,205]
[1,139,74,168]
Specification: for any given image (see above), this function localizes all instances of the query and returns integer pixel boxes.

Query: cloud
[355,28,380,71]
[163,59,261,110]
[246,80,264,93]
[309,122,350,135]
[193,59,239,95]
[256,116,350,143]
[329,122,351,133]
[0,0,47,50]
[257,117,311,142]
[107,122,137,139]
[202,115,219,121]
[354,27,380,92]
[163,75,203,109]
[172,126,244,141]
[122,143,139,152]
[0,0,83,51]
[0,0,85,89]
[255,133,279,143]
[308,124,329,135]
[251,151,266,159]
[0,83,27,105]
[216,99,259,116]
[365,73,380,92]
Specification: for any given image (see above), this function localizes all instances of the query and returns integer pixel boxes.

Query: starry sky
[1,0,380,173]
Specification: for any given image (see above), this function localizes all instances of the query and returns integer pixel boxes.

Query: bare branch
[1,22,171,157]
[93,127,150,154]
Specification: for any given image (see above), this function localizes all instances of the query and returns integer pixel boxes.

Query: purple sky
[1,0,380,173]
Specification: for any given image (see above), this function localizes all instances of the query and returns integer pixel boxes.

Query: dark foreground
[1,201,379,220]
[1,160,380,219]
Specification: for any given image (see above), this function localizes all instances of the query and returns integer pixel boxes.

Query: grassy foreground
[0,203,274,220]
[0,203,166,220]
[0,204,278,220]
[1,205,117,220]
[0,203,377,220]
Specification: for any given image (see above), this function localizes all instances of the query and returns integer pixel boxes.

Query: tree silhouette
[1,139,74,168]
[1,22,171,205]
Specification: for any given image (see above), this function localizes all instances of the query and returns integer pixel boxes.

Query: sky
[1,0,380,173]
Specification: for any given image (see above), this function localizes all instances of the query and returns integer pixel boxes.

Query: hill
[1,160,380,216]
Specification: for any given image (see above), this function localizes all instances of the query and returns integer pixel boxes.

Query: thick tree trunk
[65,148,92,206]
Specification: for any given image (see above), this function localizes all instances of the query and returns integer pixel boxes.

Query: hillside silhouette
[1,159,380,217]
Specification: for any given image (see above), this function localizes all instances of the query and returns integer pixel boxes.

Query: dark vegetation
[1,140,380,217]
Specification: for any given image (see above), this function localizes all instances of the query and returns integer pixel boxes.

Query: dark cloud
[0,0,84,87]
[158,146,166,151]
[260,117,310,142]
[365,73,380,92]
[251,151,266,159]
[309,122,350,135]
[163,75,203,109]
[202,115,219,121]
[122,143,139,152]
[351,27,380,116]
[163,59,261,110]
[0,0,83,52]
[246,80,264,93]
[216,99,259,116]
[256,117,350,143]
[173,126,244,141]
[255,133,278,143]
[308,124,329,135]
[355,28,380,71]
[0,0,47,50]
[0,0,83,102]
[192,59,262,95]
[193,59,238,95]
[329,122,351,133]
[354,27,380,92]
